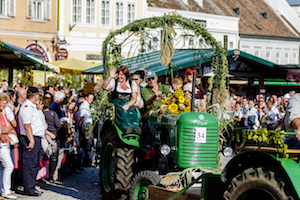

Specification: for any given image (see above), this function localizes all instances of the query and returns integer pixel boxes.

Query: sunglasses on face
[147,77,155,81]
[188,73,193,75]
[132,78,140,81]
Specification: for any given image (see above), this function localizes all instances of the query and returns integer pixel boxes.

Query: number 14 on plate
[194,127,207,143]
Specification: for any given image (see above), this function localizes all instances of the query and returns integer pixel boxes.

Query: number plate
[194,128,207,143]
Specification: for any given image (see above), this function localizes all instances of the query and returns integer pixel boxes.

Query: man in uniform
[141,71,170,115]
[17,87,45,196]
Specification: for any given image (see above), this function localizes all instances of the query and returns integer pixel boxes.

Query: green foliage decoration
[241,128,288,158]
[102,13,228,93]
[100,13,229,122]
[0,70,8,82]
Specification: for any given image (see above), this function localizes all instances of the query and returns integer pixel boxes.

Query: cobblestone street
[14,167,101,200]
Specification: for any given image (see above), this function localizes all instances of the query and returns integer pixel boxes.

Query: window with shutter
[127,2,135,24]
[8,0,15,17]
[100,0,110,27]
[86,0,95,25]
[0,0,7,16]
[115,1,123,27]
[44,0,51,20]
[27,0,33,18]
[72,0,82,24]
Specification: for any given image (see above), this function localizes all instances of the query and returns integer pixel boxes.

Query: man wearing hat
[17,87,45,196]
[141,70,170,114]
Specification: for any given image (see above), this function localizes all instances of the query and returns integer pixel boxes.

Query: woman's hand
[14,104,20,115]
[122,104,130,111]
[0,123,10,134]
[0,134,7,143]
[110,67,118,79]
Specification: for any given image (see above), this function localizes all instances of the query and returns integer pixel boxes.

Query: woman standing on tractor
[102,66,141,134]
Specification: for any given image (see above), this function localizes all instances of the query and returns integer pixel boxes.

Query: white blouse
[109,79,138,94]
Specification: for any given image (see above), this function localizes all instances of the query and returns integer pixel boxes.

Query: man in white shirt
[243,100,260,130]
[17,87,45,196]
[265,101,280,130]
[79,93,94,167]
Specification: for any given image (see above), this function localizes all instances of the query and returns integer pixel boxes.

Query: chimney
[194,0,203,7]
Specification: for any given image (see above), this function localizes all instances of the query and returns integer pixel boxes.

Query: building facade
[0,0,57,62]
[58,0,148,62]
[146,6,239,52]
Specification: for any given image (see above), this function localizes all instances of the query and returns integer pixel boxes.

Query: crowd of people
[0,65,299,199]
[0,82,94,198]
[230,91,294,131]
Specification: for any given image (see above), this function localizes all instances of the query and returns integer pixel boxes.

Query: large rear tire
[129,170,161,200]
[223,167,293,200]
[100,125,134,200]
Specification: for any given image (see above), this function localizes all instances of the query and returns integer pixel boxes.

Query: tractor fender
[221,151,300,199]
[100,120,140,149]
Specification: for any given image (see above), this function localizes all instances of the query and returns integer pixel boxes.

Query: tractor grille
[178,127,218,167]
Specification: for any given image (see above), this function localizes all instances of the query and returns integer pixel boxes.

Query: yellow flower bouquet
[159,87,191,114]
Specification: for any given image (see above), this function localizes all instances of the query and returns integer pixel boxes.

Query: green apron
[113,98,141,133]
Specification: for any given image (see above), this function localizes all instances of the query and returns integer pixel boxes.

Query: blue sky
[286,0,300,4]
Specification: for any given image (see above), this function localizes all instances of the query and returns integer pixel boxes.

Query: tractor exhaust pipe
[191,72,196,112]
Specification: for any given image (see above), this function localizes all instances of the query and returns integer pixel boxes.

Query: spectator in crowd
[0,82,7,93]
[79,93,94,167]
[284,92,300,147]
[45,86,55,97]
[265,100,280,130]
[50,92,66,119]
[233,102,243,123]
[276,97,282,109]
[272,95,278,107]
[17,87,45,196]
[243,100,260,130]
[235,96,241,103]
[258,96,266,107]
[4,90,17,128]
[132,72,144,110]
[16,88,26,106]
[43,97,61,182]
[0,93,17,199]
[241,98,249,115]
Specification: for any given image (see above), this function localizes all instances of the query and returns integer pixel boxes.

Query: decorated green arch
[101,13,229,93]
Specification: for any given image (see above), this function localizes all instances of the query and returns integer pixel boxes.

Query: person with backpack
[102,66,141,135]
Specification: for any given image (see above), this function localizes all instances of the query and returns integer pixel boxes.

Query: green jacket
[141,83,170,112]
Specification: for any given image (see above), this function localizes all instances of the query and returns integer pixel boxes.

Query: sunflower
[178,96,185,104]
[169,103,178,113]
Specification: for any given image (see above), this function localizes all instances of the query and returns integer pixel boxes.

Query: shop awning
[0,40,53,70]
[50,58,99,72]
[83,49,216,75]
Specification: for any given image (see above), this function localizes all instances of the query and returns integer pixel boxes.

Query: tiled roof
[147,0,299,38]
[148,0,208,13]
[210,0,298,38]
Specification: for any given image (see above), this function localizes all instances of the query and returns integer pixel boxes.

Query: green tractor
[99,111,219,200]
[99,110,300,200]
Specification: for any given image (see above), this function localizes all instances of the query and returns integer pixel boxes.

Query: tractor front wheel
[129,171,162,200]
[223,167,293,200]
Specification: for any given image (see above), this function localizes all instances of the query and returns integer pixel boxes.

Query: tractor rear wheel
[100,126,134,200]
[223,167,293,200]
[129,170,162,200]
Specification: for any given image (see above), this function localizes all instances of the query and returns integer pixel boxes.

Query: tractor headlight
[223,146,233,157]
[160,144,171,156]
